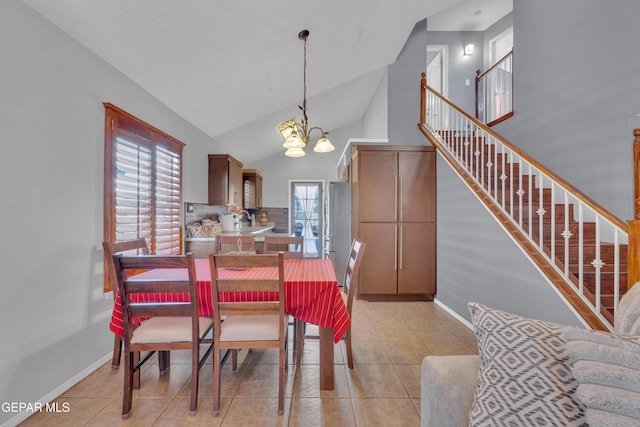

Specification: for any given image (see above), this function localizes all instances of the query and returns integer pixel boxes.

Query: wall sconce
[464,44,474,56]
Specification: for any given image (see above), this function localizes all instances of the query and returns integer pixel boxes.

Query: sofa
[421,284,640,427]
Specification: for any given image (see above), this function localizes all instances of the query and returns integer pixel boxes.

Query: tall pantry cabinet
[351,145,436,299]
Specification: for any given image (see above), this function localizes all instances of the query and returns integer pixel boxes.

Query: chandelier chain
[301,32,308,130]
[278,29,334,156]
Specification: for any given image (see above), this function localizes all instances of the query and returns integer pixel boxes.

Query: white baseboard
[1,354,112,427]
[433,297,473,330]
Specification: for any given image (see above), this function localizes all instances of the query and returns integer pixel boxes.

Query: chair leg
[122,351,134,418]
[190,345,199,415]
[278,346,285,415]
[213,349,221,416]
[284,331,289,371]
[133,351,141,389]
[112,334,122,369]
[345,328,354,369]
[231,349,238,372]
[284,319,296,372]
[295,319,304,365]
[158,351,170,374]
[292,318,297,353]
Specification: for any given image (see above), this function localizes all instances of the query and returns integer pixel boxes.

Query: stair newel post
[628,129,640,287]
[420,72,426,125]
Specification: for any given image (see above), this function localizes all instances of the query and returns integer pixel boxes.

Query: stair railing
[419,73,628,331]
[475,50,514,126]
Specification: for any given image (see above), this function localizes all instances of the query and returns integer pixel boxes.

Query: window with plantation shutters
[103,103,184,293]
[154,145,182,254]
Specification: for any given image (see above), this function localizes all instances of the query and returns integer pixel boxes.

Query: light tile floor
[20,300,478,426]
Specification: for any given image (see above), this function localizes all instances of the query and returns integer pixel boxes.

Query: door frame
[288,179,325,258]
[426,44,449,98]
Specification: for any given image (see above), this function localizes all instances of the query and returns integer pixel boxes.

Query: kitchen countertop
[185,222,277,242]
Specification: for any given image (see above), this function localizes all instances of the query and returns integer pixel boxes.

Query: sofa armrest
[421,355,480,427]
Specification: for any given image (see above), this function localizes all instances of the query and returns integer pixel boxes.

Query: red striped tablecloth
[109,258,349,343]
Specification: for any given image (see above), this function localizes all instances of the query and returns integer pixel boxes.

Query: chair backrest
[343,239,366,314]
[262,235,304,259]
[103,238,150,295]
[209,253,286,336]
[215,235,256,254]
[113,253,200,342]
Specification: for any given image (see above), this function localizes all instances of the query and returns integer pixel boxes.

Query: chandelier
[278,29,334,157]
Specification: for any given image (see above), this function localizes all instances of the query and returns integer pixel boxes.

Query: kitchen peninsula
[185,222,292,258]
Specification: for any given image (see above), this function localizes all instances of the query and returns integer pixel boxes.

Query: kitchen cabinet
[351,145,436,299]
[208,154,243,207]
[242,169,263,209]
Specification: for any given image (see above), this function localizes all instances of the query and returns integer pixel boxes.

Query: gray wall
[495,0,640,220]
[361,69,389,139]
[388,19,427,145]
[0,1,223,424]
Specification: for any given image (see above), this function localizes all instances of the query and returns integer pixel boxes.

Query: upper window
[103,103,184,292]
[490,27,513,64]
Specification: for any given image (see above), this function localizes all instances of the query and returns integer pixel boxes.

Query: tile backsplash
[250,207,289,233]
[184,202,227,227]
[184,203,290,234]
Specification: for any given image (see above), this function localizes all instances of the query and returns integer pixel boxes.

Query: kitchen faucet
[239,210,254,227]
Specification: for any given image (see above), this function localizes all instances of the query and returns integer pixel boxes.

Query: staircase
[476,137,626,319]
[419,74,628,331]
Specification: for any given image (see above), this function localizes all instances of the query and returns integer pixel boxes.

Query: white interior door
[426,45,448,97]
[427,52,442,94]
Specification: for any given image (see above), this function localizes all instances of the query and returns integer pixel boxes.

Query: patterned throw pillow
[468,302,586,426]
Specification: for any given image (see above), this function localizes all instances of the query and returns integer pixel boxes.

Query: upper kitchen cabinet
[208,154,243,207]
[242,169,263,209]
[355,147,436,223]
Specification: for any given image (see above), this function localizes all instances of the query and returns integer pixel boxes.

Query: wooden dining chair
[262,234,304,259]
[209,252,288,416]
[102,238,149,370]
[262,234,304,351]
[295,239,366,368]
[113,253,214,418]
[215,235,255,254]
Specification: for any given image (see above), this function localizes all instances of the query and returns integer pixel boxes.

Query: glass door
[290,181,323,258]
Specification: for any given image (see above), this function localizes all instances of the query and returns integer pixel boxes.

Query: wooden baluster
[420,72,426,125]
[628,129,640,287]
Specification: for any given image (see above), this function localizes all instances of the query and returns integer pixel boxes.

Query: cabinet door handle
[399,224,403,270]
[394,175,398,221]
[394,226,398,271]
[399,175,403,222]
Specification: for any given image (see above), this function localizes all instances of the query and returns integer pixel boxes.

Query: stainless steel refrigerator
[324,181,351,287]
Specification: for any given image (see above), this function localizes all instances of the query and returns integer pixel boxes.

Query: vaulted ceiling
[20,0,511,164]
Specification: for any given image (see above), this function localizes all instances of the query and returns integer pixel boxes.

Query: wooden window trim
[103,103,185,293]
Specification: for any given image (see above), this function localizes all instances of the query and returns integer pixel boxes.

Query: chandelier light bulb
[283,131,305,149]
[285,147,305,157]
[313,137,335,153]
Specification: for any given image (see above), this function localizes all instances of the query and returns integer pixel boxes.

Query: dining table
[110,257,348,390]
